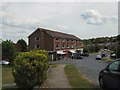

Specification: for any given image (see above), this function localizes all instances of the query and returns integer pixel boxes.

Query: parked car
[81,53,89,57]
[0,60,10,65]
[101,53,105,58]
[96,55,102,60]
[71,53,83,59]
[77,53,83,59]
[98,59,120,89]
[71,53,77,59]
[110,53,116,59]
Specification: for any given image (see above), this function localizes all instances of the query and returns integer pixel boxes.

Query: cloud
[81,9,118,25]
[2,24,32,43]
[57,25,68,30]
[110,15,118,22]
[0,1,9,10]
[0,11,42,29]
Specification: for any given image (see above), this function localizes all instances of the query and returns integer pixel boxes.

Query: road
[76,55,107,86]
[48,54,108,86]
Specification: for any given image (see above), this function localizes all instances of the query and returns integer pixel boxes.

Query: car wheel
[99,76,106,89]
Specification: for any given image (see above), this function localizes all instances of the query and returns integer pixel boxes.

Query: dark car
[101,53,105,58]
[77,54,83,59]
[81,53,89,57]
[71,53,77,59]
[71,53,83,59]
[98,60,120,89]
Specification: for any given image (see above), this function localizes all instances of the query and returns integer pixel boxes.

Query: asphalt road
[48,54,108,86]
[76,55,107,86]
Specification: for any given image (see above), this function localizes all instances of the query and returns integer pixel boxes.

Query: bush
[12,50,48,90]
[102,57,112,63]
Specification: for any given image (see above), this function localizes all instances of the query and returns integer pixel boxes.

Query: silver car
[96,55,102,60]
[0,60,10,65]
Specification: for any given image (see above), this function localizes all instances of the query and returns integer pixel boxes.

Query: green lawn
[64,64,100,89]
[2,65,14,85]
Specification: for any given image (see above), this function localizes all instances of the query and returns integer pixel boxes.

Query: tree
[2,40,16,63]
[116,35,120,58]
[83,46,89,53]
[94,44,100,52]
[12,50,48,90]
[116,34,120,42]
[16,39,27,52]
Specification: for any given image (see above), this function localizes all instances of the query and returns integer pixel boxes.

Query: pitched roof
[43,28,80,40]
[28,28,81,40]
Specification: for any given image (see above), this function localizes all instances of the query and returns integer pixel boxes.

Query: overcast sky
[0,0,119,43]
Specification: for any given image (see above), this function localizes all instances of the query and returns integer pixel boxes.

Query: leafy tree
[16,39,27,52]
[12,50,48,90]
[116,44,120,58]
[94,44,100,52]
[116,35,120,58]
[2,40,16,63]
[116,34,120,42]
[83,46,89,53]
[88,45,95,53]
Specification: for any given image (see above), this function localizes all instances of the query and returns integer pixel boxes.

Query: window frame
[35,44,40,49]
[35,37,40,41]
[56,45,59,49]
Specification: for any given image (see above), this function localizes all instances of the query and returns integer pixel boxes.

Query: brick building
[28,28,83,60]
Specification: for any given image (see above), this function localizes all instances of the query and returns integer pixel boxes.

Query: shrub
[102,57,112,63]
[12,50,48,90]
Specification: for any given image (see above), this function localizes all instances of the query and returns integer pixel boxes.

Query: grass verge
[102,57,113,63]
[64,64,99,89]
[2,65,14,85]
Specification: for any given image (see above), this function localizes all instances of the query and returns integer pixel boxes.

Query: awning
[57,51,67,54]
[69,50,76,53]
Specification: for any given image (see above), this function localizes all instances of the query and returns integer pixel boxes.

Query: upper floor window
[67,39,69,41]
[71,39,74,42]
[62,45,65,48]
[56,45,59,48]
[35,37,40,41]
[56,38,59,41]
[67,45,70,48]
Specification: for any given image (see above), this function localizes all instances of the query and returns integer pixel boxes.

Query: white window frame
[56,45,59,49]
[35,37,40,41]
[35,45,40,49]
[62,45,65,48]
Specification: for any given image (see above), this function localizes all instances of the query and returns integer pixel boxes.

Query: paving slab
[41,64,71,88]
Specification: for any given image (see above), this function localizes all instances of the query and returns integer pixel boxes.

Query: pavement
[41,64,71,88]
